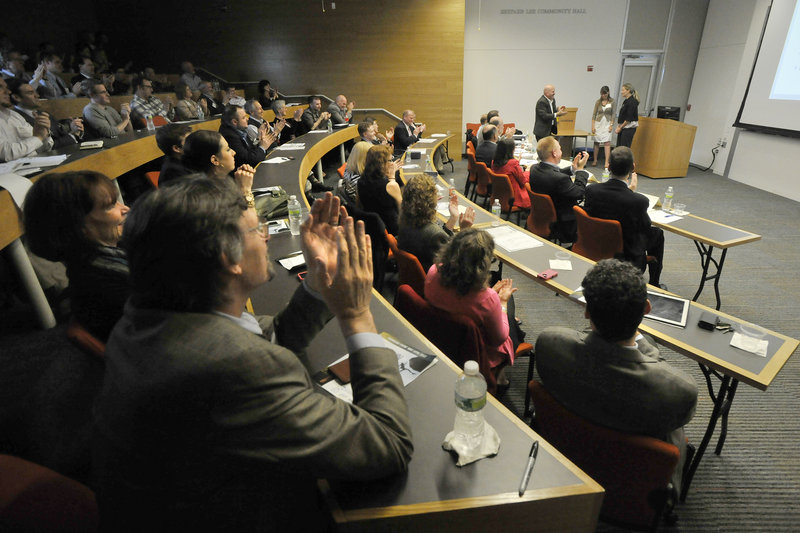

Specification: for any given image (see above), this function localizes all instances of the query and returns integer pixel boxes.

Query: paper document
[648,209,683,224]
[15,155,68,167]
[277,252,305,270]
[414,138,436,144]
[641,193,660,210]
[430,133,447,138]
[484,226,543,251]
[267,220,289,235]
[549,259,573,270]
[274,143,306,151]
[436,202,467,217]
[0,173,34,207]
[263,157,292,164]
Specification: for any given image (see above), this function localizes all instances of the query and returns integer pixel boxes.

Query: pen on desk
[518,440,539,497]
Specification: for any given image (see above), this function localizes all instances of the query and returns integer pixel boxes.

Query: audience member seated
[82,79,132,138]
[0,77,54,161]
[271,99,302,144]
[8,78,84,148]
[358,119,388,146]
[219,104,276,169]
[475,124,497,167]
[535,258,697,492]
[393,109,426,157]
[357,144,402,235]
[173,82,206,121]
[257,79,278,109]
[584,146,665,286]
[245,98,283,145]
[70,57,95,91]
[130,77,174,127]
[37,53,81,99]
[327,94,354,125]
[181,129,256,199]
[198,80,223,116]
[397,175,475,272]
[424,228,521,386]
[142,67,167,93]
[529,136,589,242]
[23,171,130,341]
[474,109,498,148]
[298,95,330,136]
[492,137,530,210]
[155,123,192,186]
[179,61,202,92]
[92,183,412,531]
[338,140,371,207]
[364,115,393,145]
[2,49,44,85]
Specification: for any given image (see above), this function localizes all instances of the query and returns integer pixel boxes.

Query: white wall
[462,0,628,136]
[687,0,800,201]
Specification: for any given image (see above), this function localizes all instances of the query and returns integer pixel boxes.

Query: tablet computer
[645,291,690,328]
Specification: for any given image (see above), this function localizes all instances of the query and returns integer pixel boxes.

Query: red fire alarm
[587,65,594,72]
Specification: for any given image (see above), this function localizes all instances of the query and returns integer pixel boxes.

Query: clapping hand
[492,278,517,304]
[572,150,589,169]
[234,164,255,193]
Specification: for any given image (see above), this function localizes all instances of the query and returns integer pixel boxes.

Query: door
[618,56,659,119]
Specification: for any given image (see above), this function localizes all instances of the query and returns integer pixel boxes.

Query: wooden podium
[556,107,591,154]
[631,117,696,178]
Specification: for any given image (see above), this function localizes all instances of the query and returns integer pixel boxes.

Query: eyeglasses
[247,217,269,237]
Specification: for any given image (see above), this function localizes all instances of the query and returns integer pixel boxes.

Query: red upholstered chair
[337,162,346,178]
[145,171,160,189]
[504,122,516,135]
[394,284,497,394]
[572,205,624,262]
[466,122,481,138]
[526,184,559,243]
[0,454,99,532]
[133,115,168,129]
[472,161,492,208]
[465,151,479,198]
[66,319,106,359]
[386,234,426,297]
[488,170,527,225]
[528,381,679,531]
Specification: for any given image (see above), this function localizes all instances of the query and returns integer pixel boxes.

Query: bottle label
[455,393,486,412]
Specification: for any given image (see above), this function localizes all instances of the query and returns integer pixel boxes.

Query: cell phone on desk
[538,269,558,280]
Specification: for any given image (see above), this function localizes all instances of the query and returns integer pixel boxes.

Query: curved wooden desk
[249,129,604,532]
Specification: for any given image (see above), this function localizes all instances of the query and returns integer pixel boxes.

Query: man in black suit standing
[584,147,664,287]
[219,104,277,169]
[475,124,497,167]
[529,136,589,242]
[533,84,567,141]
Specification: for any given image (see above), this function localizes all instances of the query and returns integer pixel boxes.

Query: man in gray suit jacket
[536,259,697,493]
[93,179,413,532]
[533,84,567,140]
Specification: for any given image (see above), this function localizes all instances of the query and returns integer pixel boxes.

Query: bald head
[403,109,416,126]
[544,84,555,99]
[336,94,347,106]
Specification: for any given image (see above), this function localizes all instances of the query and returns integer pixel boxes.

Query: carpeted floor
[1,155,798,531]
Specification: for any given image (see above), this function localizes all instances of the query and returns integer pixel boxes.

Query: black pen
[518,440,539,496]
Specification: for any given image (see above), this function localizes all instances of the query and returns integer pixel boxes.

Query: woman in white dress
[591,86,615,168]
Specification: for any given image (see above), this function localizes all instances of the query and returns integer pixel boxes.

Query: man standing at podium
[534,84,567,141]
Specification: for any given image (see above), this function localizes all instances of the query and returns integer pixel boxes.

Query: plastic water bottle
[449,178,456,196]
[287,195,302,236]
[145,114,155,132]
[425,153,433,172]
[453,360,487,454]
[326,119,332,133]
[601,168,609,182]
[663,186,674,212]
[491,199,501,226]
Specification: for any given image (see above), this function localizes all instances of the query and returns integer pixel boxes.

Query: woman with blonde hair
[616,82,639,148]
[338,140,371,206]
[397,175,474,271]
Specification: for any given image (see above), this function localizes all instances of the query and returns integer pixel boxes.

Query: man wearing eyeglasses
[130,77,174,127]
[82,80,132,138]
[93,181,413,531]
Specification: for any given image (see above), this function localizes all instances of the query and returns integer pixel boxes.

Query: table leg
[692,242,727,310]
[680,364,733,501]
[4,238,56,329]
[715,378,739,455]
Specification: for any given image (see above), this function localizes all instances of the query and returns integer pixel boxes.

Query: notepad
[484,226,543,251]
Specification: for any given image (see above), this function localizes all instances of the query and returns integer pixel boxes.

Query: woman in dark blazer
[616,83,639,148]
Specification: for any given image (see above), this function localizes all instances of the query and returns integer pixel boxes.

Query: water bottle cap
[289,195,297,200]
[464,360,479,375]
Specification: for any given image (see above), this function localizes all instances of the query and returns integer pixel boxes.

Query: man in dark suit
[198,80,224,116]
[533,84,567,141]
[584,146,665,286]
[70,57,95,94]
[8,78,84,148]
[93,181,413,532]
[219,104,276,169]
[536,258,697,492]
[529,136,589,242]
[393,109,426,157]
[475,124,497,167]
